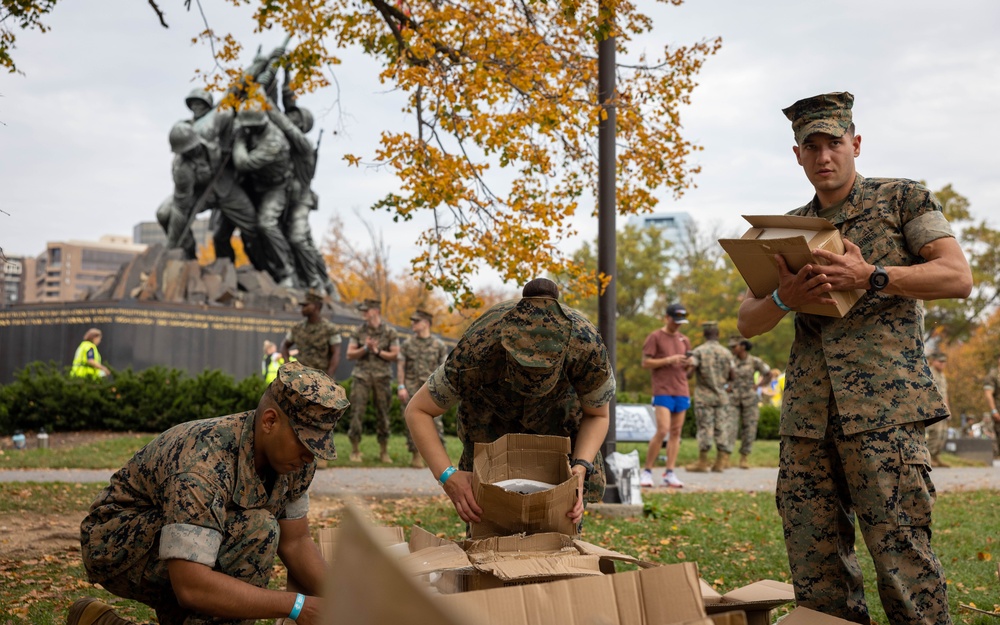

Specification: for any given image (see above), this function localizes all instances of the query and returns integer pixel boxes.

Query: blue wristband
[289,593,305,620]
[438,465,457,486]
[771,288,793,313]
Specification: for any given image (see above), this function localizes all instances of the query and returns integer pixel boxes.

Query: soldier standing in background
[398,309,450,468]
[280,290,342,379]
[983,354,1000,458]
[926,353,951,467]
[686,321,736,473]
[738,91,970,624]
[345,299,400,463]
[728,338,770,469]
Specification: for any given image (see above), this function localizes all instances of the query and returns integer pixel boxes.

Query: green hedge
[0,362,457,437]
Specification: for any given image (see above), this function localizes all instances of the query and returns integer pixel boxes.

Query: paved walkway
[3,462,998,497]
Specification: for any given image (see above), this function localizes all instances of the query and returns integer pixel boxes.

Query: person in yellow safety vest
[71,328,110,379]
[262,340,285,385]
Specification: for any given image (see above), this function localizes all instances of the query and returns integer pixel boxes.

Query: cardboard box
[470,433,578,538]
[700,578,795,625]
[402,525,646,592]
[718,215,865,318]
[777,607,864,624]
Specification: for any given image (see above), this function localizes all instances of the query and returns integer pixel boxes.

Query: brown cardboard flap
[707,612,749,625]
[721,579,795,605]
[478,554,604,581]
[317,525,405,564]
[401,542,473,576]
[440,562,707,625]
[741,214,837,231]
[320,507,471,625]
[700,578,724,604]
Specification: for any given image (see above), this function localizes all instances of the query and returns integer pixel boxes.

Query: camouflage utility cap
[930,352,947,362]
[273,361,350,460]
[702,321,718,330]
[302,289,325,306]
[356,298,381,312]
[783,91,854,145]
[501,297,572,396]
[410,309,433,323]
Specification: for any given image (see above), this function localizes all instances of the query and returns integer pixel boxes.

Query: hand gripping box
[470,433,579,539]
[718,215,865,318]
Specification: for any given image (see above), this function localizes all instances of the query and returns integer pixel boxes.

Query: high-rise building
[626,211,693,250]
[26,237,147,303]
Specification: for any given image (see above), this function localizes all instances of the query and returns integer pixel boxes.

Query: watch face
[871,268,889,290]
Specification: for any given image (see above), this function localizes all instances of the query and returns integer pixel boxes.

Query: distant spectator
[281,290,342,379]
[728,338,770,469]
[983,354,1000,458]
[262,340,285,385]
[71,328,110,379]
[686,321,736,473]
[398,309,450,468]
[346,298,400,463]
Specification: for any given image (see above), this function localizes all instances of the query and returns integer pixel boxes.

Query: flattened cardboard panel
[321,507,470,625]
[318,525,405,565]
[721,579,795,604]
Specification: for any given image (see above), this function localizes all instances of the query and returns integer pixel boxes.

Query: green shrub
[757,403,780,440]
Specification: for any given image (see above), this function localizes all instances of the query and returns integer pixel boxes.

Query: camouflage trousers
[348,375,392,444]
[776,419,950,625]
[84,508,279,625]
[925,418,948,457]
[732,397,760,456]
[693,403,737,454]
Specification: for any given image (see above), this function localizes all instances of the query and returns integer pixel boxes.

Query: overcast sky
[2,0,998,291]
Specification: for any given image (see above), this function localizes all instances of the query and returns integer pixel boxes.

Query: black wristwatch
[569,457,595,478]
[868,266,889,291]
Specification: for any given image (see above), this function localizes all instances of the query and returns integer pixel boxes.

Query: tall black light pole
[597,20,618,503]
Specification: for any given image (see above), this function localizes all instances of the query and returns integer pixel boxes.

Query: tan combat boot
[67,598,135,625]
[686,450,711,473]
[349,441,362,463]
[711,451,730,473]
[410,451,425,468]
[738,454,750,469]
[379,442,393,464]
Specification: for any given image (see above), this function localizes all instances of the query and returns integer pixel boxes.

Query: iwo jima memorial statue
[0,44,361,382]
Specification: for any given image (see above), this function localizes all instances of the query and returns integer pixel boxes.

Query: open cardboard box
[403,525,650,592]
[718,215,865,318]
[470,433,579,538]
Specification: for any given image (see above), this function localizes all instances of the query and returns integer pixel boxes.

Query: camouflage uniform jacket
[984,369,1000,397]
[232,121,291,188]
[690,340,735,406]
[400,335,450,389]
[286,319,342,372]
[81,412,313,581]
[350,322,399,380]
[425,298,616,472]
[730,354,770,404]
[783,174,953,438]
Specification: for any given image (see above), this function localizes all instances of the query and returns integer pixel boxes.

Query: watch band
[569,458,595,478]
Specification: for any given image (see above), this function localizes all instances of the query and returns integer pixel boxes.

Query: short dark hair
[522,278,559,299]
[738,339,752,351]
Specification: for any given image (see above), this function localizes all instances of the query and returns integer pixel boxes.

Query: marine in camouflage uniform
[399,309,451,464]
[738,92,971,625]
[983,361,1000,458]
[728,338,770,466]
[281,289,342,378]
[406,279,616,523]
[75,362,349,625]
[925,353,950,467]
[686,322,736,472]
[346,299,400,462]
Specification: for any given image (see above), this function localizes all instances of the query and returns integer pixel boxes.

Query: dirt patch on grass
[0,511,83,559]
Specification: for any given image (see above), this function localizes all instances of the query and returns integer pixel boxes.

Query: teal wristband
[438,465,457,486]
[289,593,305,620]
[771,288,793,313]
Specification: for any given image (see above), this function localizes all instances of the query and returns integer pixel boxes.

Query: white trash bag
[606,450,643,506]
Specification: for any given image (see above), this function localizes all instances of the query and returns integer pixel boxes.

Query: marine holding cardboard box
[737,91,972,624]
[69,362,349,625]
[405,278,616,528]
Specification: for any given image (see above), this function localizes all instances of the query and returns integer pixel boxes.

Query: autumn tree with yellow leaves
[2,0,720,306]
